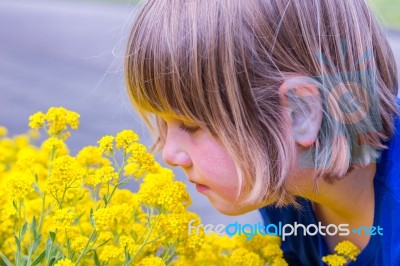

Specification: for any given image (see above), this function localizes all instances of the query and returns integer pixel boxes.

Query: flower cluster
[0,107,364,266]
[322,240,361,266]
[0,107,290,266]
[173,234,288,266]
[28,107,79,139]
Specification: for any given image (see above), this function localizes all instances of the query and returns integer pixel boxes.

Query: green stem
[18,200,22,239]
[75,229,96,265]
[164,250,177,265]
[125,211,160,265]
[16,200,22,266]
[38,193,46,233]
[45,230,57,266]
[58,184,68,209]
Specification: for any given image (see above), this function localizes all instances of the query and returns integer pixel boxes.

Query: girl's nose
[162,137,192,168]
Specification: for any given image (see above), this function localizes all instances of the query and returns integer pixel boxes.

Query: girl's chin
[208,197,251,216]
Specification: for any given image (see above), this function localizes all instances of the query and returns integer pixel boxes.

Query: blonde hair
[125,0,398,206]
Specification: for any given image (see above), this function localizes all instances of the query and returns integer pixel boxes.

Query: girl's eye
[178,123,200,134]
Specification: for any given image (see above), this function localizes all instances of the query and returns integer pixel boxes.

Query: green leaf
[66,239,71,257]
[31,250,46,266]
[0,253,13,266]
[48,257,56,266]
[14,236,21,251]
[94,250,101,266]
[32,235,42,253]
[126,253,131,263]
[45,238,52,258]
[103,194,107,205]
[32,183,43,198]
[21,256,28,265]
[50,244,60,258]
[72,215,81,226]
[49,231,56,242]
[21,221,28,239]
[12,200,18,212]
[34,172,39,183]
[31,216,38,239]
[89,208,95,227]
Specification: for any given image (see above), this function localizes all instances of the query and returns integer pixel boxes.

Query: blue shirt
[259,104,400,266]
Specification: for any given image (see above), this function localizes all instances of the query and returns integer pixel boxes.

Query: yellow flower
[138,179,191,213]
[52,208,75,230]
[322,254,348,266]
[13,135,29,148]
[272,257,289,266]
[180,229,205,257]
[28,111,45,129]
[98,245,125,264]
[45,107,80,136]
[65,110,80,130]
[115,129,139,150]
[76,146,109,167]
[41,137,69,158]
[93,207,119,232]
[238,233,281,254]
[178,234,230,265]
[71,235,88,253]
[15,147,37,170]
[144,163,174,182]
[262,244,284,260]
[7,172,33,201]
[0,140,16,170]
[153,212,204,256]
[97,231,113,244]
[54,258,74,266]
[125,143,156,178]
[98,135,114,155]
[2,107,292,266]
[130,223,147,240]
[85,166,119,188]
[47,155,84,199]
[1,200,17,218]
[206,234,237,252]
[109,189,140,209]
[334,240,361,261]
[230,248,264,266]
[138,256,166,266]
[25,198,45,218]
[119,235,139,254]
[158,181,191,212]
[0,126,7,137]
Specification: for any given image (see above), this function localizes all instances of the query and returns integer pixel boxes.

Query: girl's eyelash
[178,123,200,133]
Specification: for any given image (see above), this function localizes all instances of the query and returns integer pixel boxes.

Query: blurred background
[1,0,399,226]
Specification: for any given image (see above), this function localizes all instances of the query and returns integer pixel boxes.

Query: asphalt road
[1,0,399,225]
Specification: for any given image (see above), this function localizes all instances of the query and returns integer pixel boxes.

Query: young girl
[124,0,399,265]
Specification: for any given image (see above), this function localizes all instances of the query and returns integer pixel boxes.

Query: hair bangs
[125,0,230,133]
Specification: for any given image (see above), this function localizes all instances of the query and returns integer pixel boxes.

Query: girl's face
[161,115,259,215]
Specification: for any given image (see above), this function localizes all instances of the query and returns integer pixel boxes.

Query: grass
[368,0,400,29]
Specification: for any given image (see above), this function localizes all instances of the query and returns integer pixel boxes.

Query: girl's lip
[195,183,209,193]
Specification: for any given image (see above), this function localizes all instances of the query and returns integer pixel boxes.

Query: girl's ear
[279,77,323,148]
